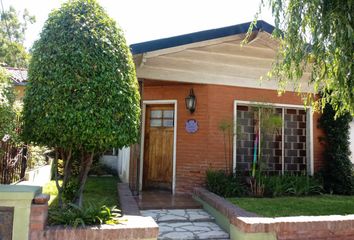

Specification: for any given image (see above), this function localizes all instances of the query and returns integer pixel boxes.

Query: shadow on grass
[43,176,120,208]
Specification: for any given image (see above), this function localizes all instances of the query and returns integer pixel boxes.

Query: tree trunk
[62,148,73,188]
[228,128,232,174]
[53,149,63,208]
[74,151,94,207]
[223,131,228,173]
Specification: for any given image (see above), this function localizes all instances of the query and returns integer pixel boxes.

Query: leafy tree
[319,104,353,194]
[0,66,16,140]
[22,0,140,207]
[250,0,353,116]
[0,6,35,67]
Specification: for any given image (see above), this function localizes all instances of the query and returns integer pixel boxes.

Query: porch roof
[130,20,274,55]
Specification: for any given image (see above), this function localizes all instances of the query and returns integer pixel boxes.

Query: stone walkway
[141,209,230,240]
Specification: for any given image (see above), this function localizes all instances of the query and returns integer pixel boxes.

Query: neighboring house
[121,20,327,195]
[4,66,28,101]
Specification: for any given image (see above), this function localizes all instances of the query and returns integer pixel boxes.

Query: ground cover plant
[259,174,323,197]
[206,169,247,197]
[43,176,121,226]
[228,195,354,217]
[48,202,121,227]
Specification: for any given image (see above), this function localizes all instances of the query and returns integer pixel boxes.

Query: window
[150,110,174,127]
[235,103,309,175]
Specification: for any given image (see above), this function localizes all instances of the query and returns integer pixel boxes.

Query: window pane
[237,105,249,111]
[150,110,162,118]
[163,110,174,118]
[150,119,162,127]
[163,119,174,127]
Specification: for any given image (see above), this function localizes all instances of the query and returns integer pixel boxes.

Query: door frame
[139,100,178,194]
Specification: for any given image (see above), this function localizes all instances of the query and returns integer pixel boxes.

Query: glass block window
[260,107,283,174]
[236,103,308,175]
[236,105,255,171]
[284,109,307,172]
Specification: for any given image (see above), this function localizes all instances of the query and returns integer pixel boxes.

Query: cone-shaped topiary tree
[319,104,353,194]
[22,0,140,207]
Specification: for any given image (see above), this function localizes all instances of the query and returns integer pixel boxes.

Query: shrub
[49,202,121,227]
[318,104,353,194]
[261,174,323,197]
[206,169,247,197]
[206,169,323,198]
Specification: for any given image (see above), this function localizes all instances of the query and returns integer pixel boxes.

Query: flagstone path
[141,209,230,240]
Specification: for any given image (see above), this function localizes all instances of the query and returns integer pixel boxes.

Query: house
[6,21,353,194]
[114,20,327,195]
[4,66,27,101]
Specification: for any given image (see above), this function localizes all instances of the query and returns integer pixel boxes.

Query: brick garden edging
[30,183,158,240]
[30,216,159,240]
[194,187,354,240]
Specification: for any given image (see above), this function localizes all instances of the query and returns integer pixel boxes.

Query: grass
[43,176,119,208]
[228,195,354,217]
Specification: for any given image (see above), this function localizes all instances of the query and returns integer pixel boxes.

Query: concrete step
[141,209,230,240]
[158,221,230,240]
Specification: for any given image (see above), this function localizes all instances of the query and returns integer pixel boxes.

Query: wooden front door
[143,105,174,191]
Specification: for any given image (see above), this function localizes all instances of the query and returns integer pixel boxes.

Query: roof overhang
[130,21,313,93]
[130,20,274,54]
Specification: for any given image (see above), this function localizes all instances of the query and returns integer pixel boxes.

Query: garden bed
[228,195,354,217]
[30,178,159,240]
[193,187,354,240]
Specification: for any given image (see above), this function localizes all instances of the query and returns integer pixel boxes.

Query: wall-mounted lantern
[185,88,196,114]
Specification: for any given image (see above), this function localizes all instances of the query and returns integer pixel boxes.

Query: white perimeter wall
[100,147,130,182]
[117,147,130,183]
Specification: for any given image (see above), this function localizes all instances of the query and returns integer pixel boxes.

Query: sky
[2,0,274,50]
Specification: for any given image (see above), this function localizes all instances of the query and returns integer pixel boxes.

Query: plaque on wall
[0,207,14,240]
[185,119,198,133]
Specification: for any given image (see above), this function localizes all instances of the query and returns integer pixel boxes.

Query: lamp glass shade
[185,89,196,113]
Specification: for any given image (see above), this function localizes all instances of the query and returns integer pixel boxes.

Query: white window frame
[233,100,314,175]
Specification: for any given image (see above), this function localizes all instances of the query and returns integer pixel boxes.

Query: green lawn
[43,176,119,208]
[228,195,354,217]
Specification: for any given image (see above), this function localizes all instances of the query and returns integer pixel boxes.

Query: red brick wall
[142,81,325,193]
[143,83,210,193]
[30,203,48,233]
